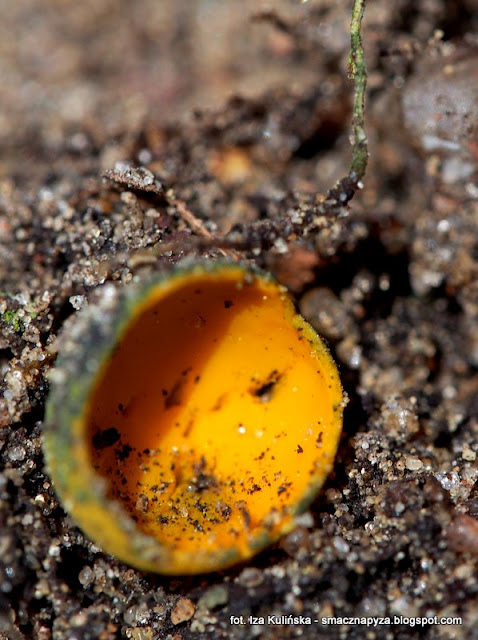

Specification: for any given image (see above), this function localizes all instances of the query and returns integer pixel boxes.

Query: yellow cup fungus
[44,261,343,574]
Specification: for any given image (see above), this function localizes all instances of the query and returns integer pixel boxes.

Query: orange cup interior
[85,266,342,563]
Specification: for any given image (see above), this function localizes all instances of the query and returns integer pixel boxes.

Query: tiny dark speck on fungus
[43,260,343,574]
[92,427,121,450]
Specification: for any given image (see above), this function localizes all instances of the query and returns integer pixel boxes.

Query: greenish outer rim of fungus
[44,259,343,574]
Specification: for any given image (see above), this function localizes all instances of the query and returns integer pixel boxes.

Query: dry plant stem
[171,196,215,240]
[320,0,367,209]
[348,0,368,183]
[168,195,240,260]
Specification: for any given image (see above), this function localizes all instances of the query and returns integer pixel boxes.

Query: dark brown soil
[1,1,477,639]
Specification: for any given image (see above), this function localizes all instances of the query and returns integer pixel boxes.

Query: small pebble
[390,596,418,618]
[404,456,423,471]
[462,444,476,462]
[435,471,460,492]
[332,536,350,555]
[237,567,264,588]
[446,515,478,554]
[170,598,195,625]
[70,612,88,627]
[197,585,229,610]
[78,566,94,588]
[8,446,26,462]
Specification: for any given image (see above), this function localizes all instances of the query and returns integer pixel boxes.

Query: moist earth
[0,1,477,639]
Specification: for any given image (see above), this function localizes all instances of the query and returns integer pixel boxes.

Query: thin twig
[169,195,215,240]
[167,193,241,260]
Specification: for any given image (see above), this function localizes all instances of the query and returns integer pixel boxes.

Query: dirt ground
[1,1,478,639]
